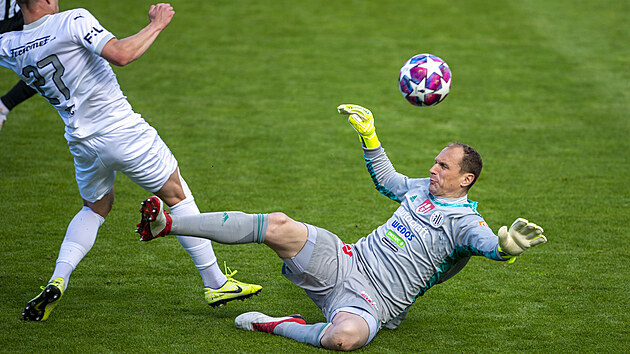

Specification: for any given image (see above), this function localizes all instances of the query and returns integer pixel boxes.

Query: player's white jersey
[0,8,135,141]
[354,147,502,326]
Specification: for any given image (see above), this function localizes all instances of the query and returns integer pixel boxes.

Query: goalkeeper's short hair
[448,142,482,189]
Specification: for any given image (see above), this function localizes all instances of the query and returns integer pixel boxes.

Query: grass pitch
[1,0,628,352]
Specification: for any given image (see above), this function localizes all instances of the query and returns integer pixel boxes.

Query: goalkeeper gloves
[337,104,381,149]
[498,218,547,261]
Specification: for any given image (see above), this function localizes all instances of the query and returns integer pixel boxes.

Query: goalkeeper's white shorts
[68,116,178,203]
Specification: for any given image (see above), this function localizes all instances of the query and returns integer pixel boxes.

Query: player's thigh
[153,168,187,206]
[97,121,178,194]
[68,139,116,203]
[264,212,308,258]
[282,225,342,306]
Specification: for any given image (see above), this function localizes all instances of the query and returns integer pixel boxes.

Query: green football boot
[23,277,65,321]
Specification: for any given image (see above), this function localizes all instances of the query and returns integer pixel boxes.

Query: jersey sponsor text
[10,36,52,57]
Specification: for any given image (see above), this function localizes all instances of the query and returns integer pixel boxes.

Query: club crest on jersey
[417,199,435,214]
[430,211,444,228]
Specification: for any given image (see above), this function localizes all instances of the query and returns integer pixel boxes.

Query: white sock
[50,206,105,288]
[170,196,226,289]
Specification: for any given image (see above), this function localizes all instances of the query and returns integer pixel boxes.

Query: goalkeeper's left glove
[498,218,547,261]
[337,104,381,149]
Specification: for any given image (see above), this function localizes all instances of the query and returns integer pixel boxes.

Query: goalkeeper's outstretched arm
[337,104,414,202]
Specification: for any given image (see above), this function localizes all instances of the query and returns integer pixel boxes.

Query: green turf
[1,0,628,352]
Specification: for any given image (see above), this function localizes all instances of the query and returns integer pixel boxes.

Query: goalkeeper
[136,104,547,351]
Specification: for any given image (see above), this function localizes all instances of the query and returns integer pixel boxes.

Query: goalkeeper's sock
[274,321,330,348]
[171,212,268,244]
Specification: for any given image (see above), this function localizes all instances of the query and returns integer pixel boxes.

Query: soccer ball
[398,53,451,107]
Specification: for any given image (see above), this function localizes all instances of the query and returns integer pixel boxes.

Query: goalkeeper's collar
[429,194,477,210]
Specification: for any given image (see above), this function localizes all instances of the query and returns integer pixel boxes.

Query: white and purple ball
[398,53,451,107]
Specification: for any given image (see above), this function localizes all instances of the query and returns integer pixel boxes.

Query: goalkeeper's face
[429,146,475,199]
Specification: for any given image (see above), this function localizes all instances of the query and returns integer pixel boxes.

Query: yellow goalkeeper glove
[498,218,547,261]
[337,104,380,149]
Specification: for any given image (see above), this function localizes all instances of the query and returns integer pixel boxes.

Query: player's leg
[264,213,309,258]
[55,191,113,281]
[154,168,262,305]
[235,309,372,351]
[235,312,330,347]
[22,136,118,321]
[138,197,308,259]
[267,227,377,350]
[22,190,113,321]
[234,226,375,350]
[319,311,372,351]
[153,168,225,288]
[122,121,261,305]
[231,223,326,347]
[174,210,308,258]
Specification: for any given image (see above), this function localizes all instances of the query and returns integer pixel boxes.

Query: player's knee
[321,324,367,351]
[84,190,114,218]
[264,212,308,258]
[267,212,294,236]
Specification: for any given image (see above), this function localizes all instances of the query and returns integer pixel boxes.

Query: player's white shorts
[67,116,178,203]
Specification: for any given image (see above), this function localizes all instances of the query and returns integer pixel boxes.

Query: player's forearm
[365,146,396,184]
[364,146,404,201]
[101,23,164,66]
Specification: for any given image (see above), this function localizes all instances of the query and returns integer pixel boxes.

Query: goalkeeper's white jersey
[355,146,503,325]
[0,8,134,141]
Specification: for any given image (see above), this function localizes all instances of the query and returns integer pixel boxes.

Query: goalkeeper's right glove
[337,104,381,149]
[498,218,547,260]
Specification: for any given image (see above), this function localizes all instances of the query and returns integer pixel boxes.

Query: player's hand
[0,103,7,131]
[0,112,7,131]
[498,218,547,257]
[148,3,175,30]
[337,104,380,149]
